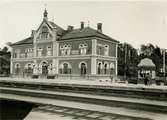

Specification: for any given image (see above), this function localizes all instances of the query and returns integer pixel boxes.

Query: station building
[10,9,119,79]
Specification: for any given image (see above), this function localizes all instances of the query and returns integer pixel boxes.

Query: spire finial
[43,4,48,20]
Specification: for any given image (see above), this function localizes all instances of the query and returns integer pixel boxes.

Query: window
[41,62,48,75]
[47,46,52,56]
[63,63,68,74]
[104,63,107,74]
[15,63,20,75]
[98,63,102,74]
[80,63,87,75]
[41,26,49,39]
[98,46,103,55]
[14,49,20,58]
[60,44,71,56]
[104,45,109,56]
[37,48,43,57]
[24,63,33,75]
[97,44,109,56]
[79,43,87,55]
[59,62,72,74]
[25,48,33,58]
[110,63,115,74]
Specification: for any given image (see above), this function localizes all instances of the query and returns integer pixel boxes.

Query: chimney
[67,25,74,31]
[97,23,102,32]
[81,21,84,29]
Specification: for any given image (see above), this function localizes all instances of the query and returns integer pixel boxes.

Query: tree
[140,43,154,57]
[118,43,139,77]
[2,46,8,53]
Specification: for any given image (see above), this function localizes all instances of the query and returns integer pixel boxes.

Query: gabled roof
[10,37,33,46]
[60,27,119,43]
[10,24,119,46]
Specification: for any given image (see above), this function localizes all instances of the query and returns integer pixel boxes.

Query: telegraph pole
[124,43,127,81]
[163,49,166,81]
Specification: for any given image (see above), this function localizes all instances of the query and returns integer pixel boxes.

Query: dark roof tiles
[48,21,64,35]
[11,22,119,46]
[11,37,33,46]
[60,27,119,43]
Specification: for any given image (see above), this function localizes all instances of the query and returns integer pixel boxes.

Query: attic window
[41,26,49,39]
[42,26,48,33]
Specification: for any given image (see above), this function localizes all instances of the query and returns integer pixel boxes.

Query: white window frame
[104,45,109,56]
[60,44,71,56]
[79,43,88,55]
[47,46,52,56]
[38,48,43,57]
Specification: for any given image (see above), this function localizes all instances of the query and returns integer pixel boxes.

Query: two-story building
[10,9,119,79]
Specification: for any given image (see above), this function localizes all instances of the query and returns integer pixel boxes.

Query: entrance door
[42,62,48,76]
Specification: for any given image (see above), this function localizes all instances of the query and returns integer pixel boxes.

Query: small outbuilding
[137,58,156,84]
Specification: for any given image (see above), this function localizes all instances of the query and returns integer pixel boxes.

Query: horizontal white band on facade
[11,55,117,62]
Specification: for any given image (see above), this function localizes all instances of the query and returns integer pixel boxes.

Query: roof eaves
[59,35,95,41]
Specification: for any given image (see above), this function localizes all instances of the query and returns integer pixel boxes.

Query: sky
[0,0,167,50]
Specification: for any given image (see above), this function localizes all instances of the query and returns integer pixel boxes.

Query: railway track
[0,79,167,120]
[30,105,152,120]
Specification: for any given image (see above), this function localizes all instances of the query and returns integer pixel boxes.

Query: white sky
[0,0,167,49]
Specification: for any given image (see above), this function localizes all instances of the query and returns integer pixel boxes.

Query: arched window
[104,63,107,74]
[110,63,115,74]
[15,63,20,75]
[80,62,87,75]
[41,62,48,75]
[59,62,72,74]
[104,45,109,56]
[63,63,68,74]
[98,63,102,74]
